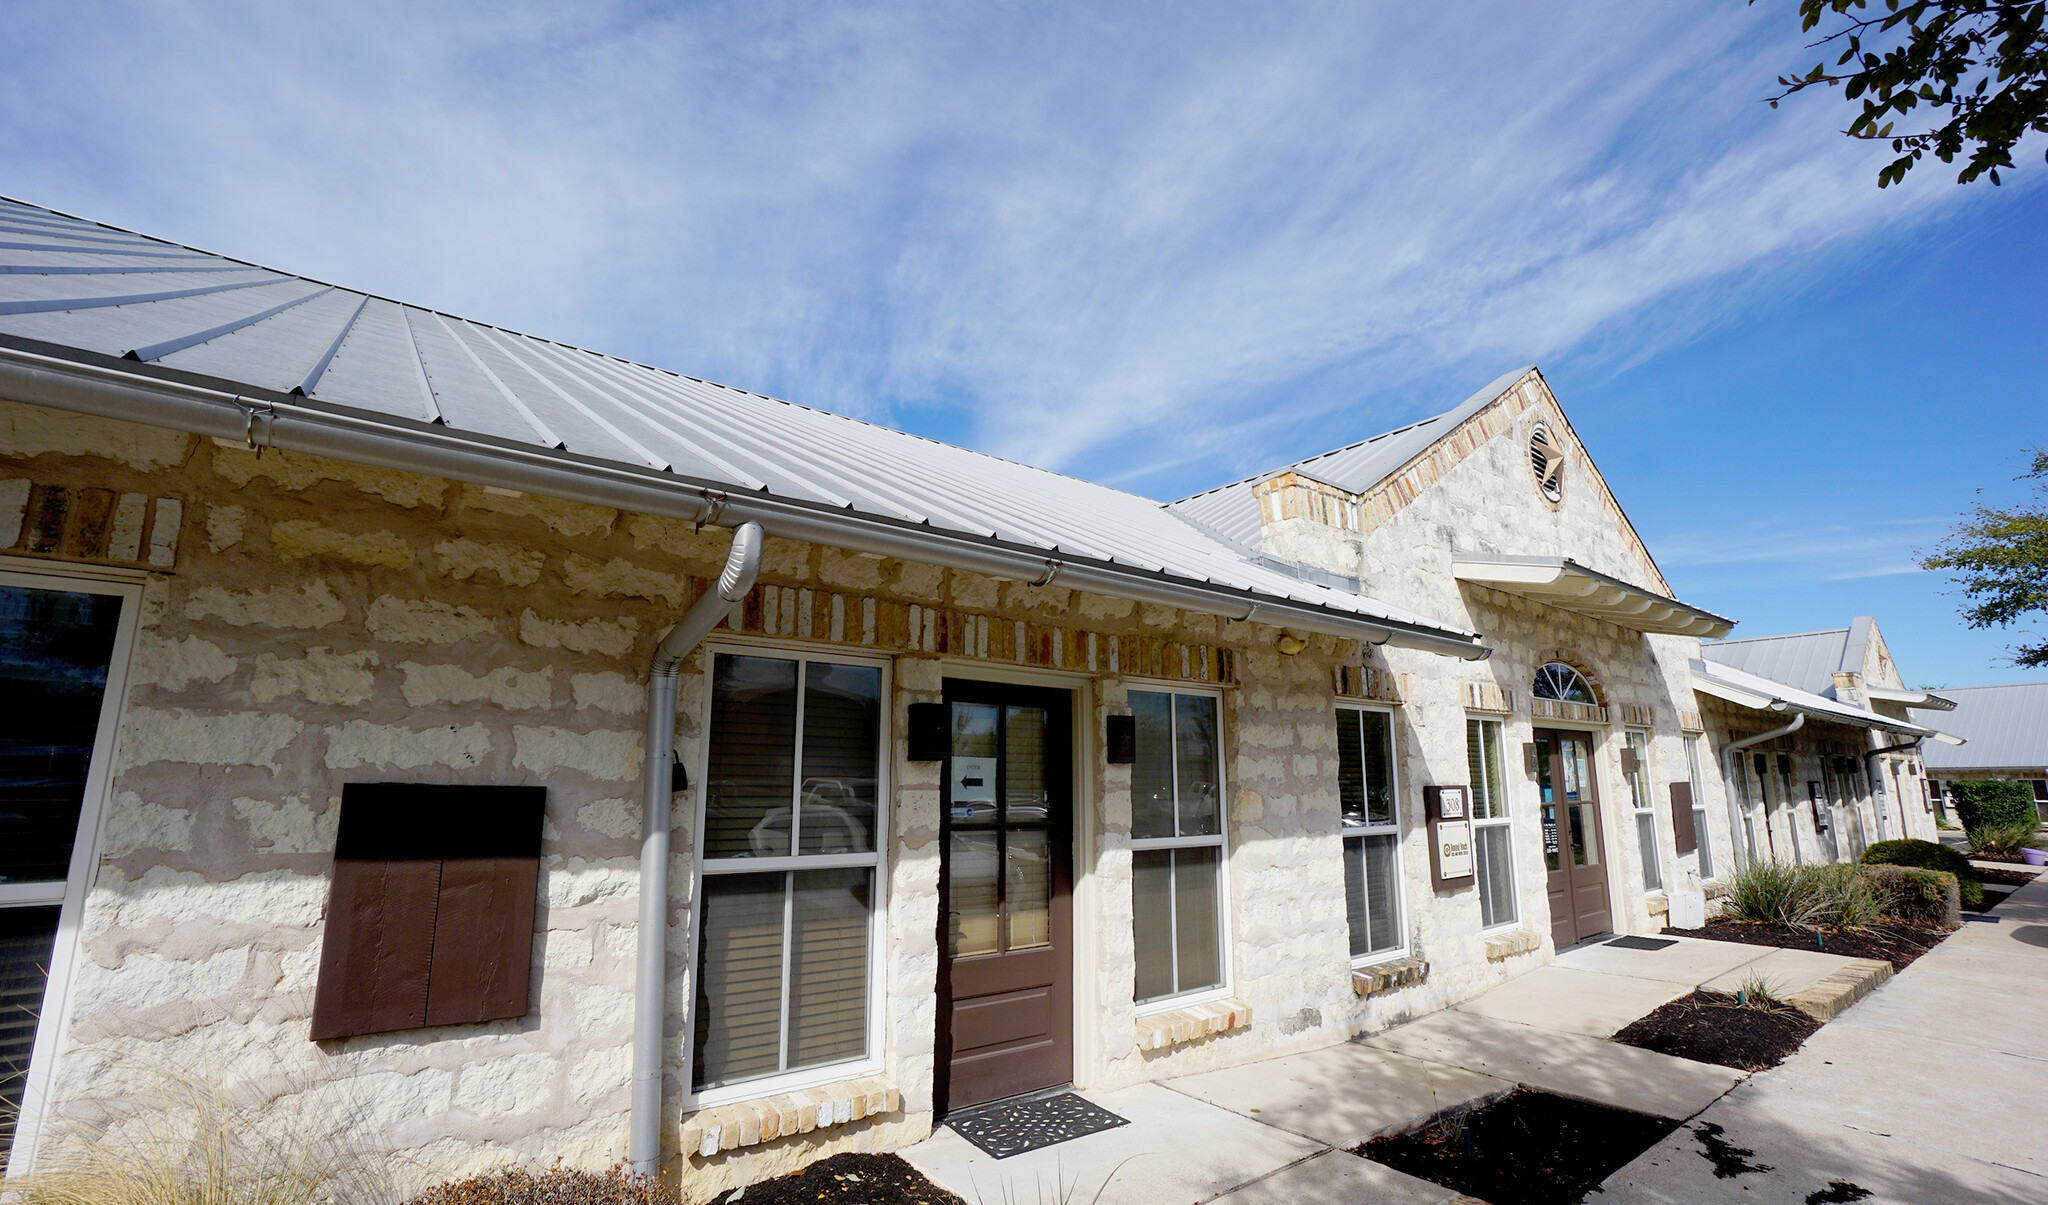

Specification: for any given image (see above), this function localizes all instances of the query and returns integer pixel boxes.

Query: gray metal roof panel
[1919,683,2048,771]
[1167,366,1536,548]
[0,197,1472,641]
[1703,628,1852,696]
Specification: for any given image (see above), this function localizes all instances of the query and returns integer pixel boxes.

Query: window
[1532,662,1596,704]
[1335,707,1403,961]
[1,569,137,1169]
[1684,735,1714,879]
[1130,689,1226,1006]
[1626,731,1660,891]
[311,785,546,1040]
[692,651,885,1096]
[1466,718,1516,928]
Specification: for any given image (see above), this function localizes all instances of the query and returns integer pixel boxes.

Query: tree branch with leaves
[1762,0,2048,185]
[1921,449,2048,667]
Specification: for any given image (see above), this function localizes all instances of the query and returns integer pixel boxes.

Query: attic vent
[1528,423,1564,503]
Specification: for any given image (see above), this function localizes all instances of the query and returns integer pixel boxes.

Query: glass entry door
[1,569,134,1169]
[937,679,1072,1114]
[1535,728,1613,949]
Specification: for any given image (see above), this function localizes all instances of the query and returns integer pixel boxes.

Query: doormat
[946,1092,1129,1159]
[1607,935,1679,951]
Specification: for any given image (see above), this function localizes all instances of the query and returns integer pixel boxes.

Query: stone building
[0,198,1942,1197]
[1701,618,1959,858]
[1919,682,2048,821]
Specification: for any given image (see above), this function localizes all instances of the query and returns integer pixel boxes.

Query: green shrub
[1862,863,1963,928]
[1862,838,1983,905]
[1727,861,1891,930]
[1969,816,2044,856]
[1948,780,2039,833]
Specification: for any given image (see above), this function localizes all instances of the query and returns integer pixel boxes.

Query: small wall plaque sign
[1425,784,1468,821]
[1431,818,1474,890]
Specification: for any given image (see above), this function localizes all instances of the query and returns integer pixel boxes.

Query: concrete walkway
[1600,872,2048,1204]
[902,933,1879,1204]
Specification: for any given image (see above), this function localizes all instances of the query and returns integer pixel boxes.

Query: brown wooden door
[936,680,1073,1114]
[1535,729,1612,949]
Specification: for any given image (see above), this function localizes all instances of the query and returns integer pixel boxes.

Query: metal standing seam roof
[0,197,1479,645]
[1165,366,1535,551]
[1918,683,2048,772]
[1704,623,1864,697]
[1689,658,1935,737]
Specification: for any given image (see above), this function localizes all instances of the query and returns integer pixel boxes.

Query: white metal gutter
[1721,711,1803,869]
[632,522,762,1174]
[0,344,1491,660]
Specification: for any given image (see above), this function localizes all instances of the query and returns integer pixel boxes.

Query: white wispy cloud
[0,0,2020,499]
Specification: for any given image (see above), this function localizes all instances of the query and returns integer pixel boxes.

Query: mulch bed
[1357,1089,1678,1205]
[1978,866,2039,886]
[1611,989,1820,1071]
[1663,920,1947,971]
[1964,886,2014,913]
[732,1154,965,1205]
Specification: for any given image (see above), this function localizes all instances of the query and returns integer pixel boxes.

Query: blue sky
[3,1,2041,684]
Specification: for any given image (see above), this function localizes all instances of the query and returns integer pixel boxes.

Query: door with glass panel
[1534,728,1612,949]
[937,681,1072,1113]
[2,570,133,1170]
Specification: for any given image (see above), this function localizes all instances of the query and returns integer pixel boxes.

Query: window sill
[679,1075,900,1158]
[1352,955,1428,998]
[1133,998,1252,1052]
[1483,930,1543,961]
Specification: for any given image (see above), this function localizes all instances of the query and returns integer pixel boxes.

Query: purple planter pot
[2023,848,2048,867]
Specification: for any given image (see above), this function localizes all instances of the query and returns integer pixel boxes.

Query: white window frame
[1625,729,1662,894]
[1684,734,1715,880]
[1128,683,1233,1015]
[1336,703,1406,967]
[683,641,891,1109]
[2,558,145,1174]
[1466,716,1518,931]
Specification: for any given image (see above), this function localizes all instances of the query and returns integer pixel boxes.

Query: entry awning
[1689,659,1960,740]
[1451,552,1736,638]
[1863,685,1958,711]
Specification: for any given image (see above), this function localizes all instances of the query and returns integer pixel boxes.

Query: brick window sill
[1483,929,1543,961]
[1352,956,1428,997]
[679,1075,900,1158]
[1133,998,1252,1051]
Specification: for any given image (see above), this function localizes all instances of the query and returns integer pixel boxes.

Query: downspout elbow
[632,521,764,1176]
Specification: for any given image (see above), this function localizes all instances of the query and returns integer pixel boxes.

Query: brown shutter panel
[310,855,441,1040]
[425,855,540,1026]
[1667,782,1697,856]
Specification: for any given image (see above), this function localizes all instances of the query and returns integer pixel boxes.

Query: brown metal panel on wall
[309,856,441,1040]
[1667,782,1696,855]
[425,855,540,1026]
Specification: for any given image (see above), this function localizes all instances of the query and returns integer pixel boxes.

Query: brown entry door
[1535,729,1612,949]
[937,680,1073,1114]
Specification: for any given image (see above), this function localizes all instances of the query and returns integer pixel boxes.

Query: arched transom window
[1532,661,1597,705]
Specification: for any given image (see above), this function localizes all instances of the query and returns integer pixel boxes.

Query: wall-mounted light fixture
[1275,633,1308,656]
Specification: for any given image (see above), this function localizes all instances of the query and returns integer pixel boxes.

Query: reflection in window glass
[1129,689,1228,1004]
[1467,718,1516,928]
[704,656,798,859]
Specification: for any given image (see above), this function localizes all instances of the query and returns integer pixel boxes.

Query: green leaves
[1920,449,2048,668]
[1759,0,2048,187]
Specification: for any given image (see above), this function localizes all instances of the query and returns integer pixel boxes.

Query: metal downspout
[632,522,763,1176]
[1865,736,1925,844]
[1720,710,1803,871]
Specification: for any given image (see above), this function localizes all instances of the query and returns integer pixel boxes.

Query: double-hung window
[692,650,885,1099]
[1626,731,1661,892]
[1336,706,1403,961]
[1466,718,1516,928]
[1684,734,1714,879]
[1129,688,1227,1006]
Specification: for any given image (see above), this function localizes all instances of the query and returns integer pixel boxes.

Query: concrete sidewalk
[902,933,1876,1204]
[1600,872,2048,1204]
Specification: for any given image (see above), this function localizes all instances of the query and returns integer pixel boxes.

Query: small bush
[1968,816,2043,856]
[1862,863,1963,929]
[1862,838,1983,905]
[1727,861,1890,930]
[403,1164,678,1205]
[1948,780,2038,834]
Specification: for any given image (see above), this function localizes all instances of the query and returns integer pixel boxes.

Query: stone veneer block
[1133,999,1252,1051]
[1786,958,1892,1023]
[1483,930,1542,962]
[1351,956,1428,997]
[679,1076,900,1159]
